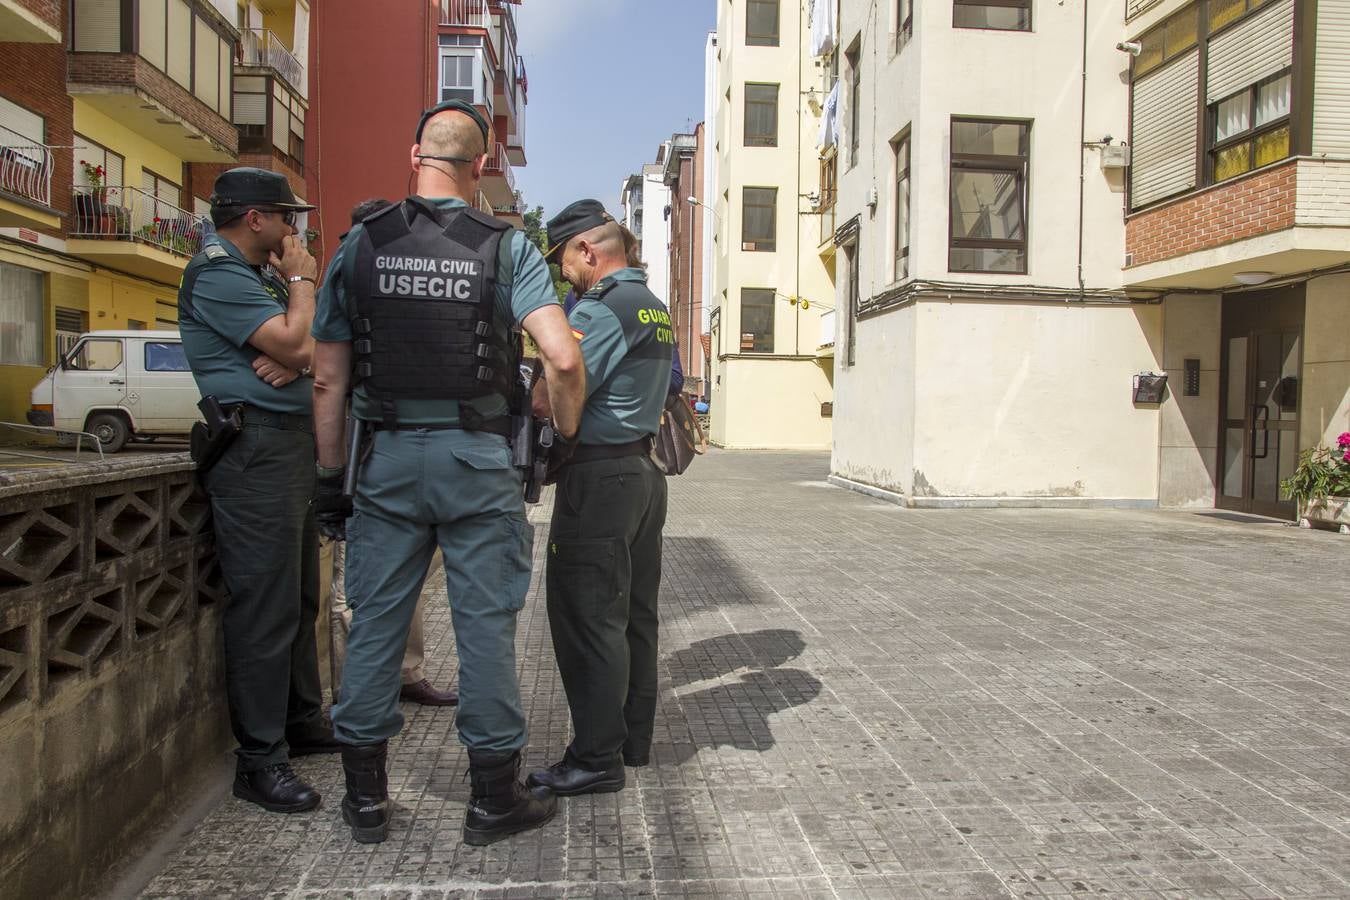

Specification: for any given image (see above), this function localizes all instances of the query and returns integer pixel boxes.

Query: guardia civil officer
[179,168,336,814]
[526,201,673,796]
[309,100,584,845]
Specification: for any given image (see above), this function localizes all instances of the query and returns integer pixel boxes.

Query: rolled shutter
[0,96,44,143]
[1314,0,1350,154]
[73,0,121,52]
[1207,0,1293,102]
[1131,50,1199,208]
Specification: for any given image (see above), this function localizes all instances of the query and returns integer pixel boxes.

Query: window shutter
[0,96,43,143]
[1314,0,1350,154]
[73,0,121,51]
[167,0,192,88]
[1130,50,1200,207]
[1207,0,1293,102]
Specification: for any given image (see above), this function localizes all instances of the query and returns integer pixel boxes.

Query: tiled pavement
[140,450,1350,898]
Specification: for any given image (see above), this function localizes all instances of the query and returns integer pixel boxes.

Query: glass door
[1218,287,1304,518]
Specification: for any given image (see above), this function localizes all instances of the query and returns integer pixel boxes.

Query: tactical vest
[347,198,517,430]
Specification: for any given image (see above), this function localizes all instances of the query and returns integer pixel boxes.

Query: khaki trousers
[329,542,426,690]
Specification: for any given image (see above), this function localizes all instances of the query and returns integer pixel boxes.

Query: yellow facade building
[708,0,835,449]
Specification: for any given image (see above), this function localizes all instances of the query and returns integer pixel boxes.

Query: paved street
[138,450,1350,898]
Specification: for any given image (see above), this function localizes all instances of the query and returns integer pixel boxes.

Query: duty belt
[567,436,653,464]
[232,403,314,433]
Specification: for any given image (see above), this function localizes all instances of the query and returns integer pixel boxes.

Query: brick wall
[66,53,238,156]
[16,0,60,29]
[0,22,73,238]
[1126,162,1296,267]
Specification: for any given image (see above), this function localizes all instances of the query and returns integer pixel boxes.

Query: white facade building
[826,0,1152,506]
[641,156,672,307]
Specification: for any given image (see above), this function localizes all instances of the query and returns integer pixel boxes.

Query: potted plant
[74,160,106,233]
[1281,432,1350,534]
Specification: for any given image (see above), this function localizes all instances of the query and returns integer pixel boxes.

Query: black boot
[464,750,557,846]
[340,742,390,843]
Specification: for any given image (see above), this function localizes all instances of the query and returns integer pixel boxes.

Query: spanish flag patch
[571,329,585,340]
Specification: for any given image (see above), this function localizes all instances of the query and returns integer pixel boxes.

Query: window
[740,288,775,353]
[54,307,87,361]
[744,83,779,147]
[847,46,861,165]
[145,342,189,371]
[1207,0,1270,34]
[894,134,911,280]
[954,0,1031,32]
[949,118,1029,274]
[1210,70,1291,183]
[441,52,475,104]
[73,134,125,191]
[844,245,859,367]
[747,0,779,46]
[68,338,123,371]
[141,169,181,218]
[1133,2,1198,77]
[742,187,777,251]
[0,262,44,367]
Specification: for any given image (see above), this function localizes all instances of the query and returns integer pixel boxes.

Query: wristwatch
[288,275,317,286]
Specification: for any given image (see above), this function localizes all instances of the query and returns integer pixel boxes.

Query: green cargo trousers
[201,419,325,772]
[546,452,668,770]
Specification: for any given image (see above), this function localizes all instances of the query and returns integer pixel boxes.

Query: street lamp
[687,194,722,223]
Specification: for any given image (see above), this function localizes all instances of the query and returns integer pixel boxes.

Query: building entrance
[1218,285,1304,518]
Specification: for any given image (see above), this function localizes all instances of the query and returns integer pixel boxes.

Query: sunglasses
[251,207,298,227]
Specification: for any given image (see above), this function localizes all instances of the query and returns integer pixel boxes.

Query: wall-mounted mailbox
[1184,358,1200,397]
[1133,372,1168,404]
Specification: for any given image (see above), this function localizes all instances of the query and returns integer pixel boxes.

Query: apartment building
[0,0,312,425]
[709,0,834,449]
[664,127,707,397]
[821,0,1151,506]
[314,0,527,256]
[1121,0,1350,518]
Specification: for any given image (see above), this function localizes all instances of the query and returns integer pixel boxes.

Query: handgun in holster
[342,413,372,500]
[188,395,243,476]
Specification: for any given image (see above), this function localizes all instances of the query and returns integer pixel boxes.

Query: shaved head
[575,221,625,257]
[419,111,487,160]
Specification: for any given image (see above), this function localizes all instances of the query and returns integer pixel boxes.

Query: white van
[27,330,202,453]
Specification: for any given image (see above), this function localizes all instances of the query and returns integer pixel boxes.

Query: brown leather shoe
[399,678,458,706]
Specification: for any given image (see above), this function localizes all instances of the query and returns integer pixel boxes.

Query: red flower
[1338,432,1350,448]
[153,217,161,223]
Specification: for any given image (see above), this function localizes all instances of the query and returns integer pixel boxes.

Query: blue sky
[512,2,715,221]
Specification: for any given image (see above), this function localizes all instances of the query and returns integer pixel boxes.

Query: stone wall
[0,455,229,900]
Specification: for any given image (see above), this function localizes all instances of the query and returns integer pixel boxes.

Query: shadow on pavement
[660,536,771,618]
[662,629,821,764]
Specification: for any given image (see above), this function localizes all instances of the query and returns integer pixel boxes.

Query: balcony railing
[0,126,53,208]
[440,0,491,29]
[241,29,307,99]
[482,142,515,193]
[69,186,205,257]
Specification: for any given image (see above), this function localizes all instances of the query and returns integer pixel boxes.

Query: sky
[512,1,715,221]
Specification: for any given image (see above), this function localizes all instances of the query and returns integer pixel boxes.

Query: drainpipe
[1076,0,1089,299]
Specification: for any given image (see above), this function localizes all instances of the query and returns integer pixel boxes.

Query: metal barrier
[240,29,306,99]
[440,0,490,28]
[0,422,104,462]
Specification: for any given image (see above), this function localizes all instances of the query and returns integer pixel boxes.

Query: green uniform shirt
[312,197,560,426]
[570,268,674,445]
[178,235,312,414]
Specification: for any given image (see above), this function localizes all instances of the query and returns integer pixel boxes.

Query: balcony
[480,142,516,206]
[0,0,61,42]
[67,0,238,161]
[1124,157,1350,290]
[66,186,205,283]
[0,128,60,229]
[492,199,524,225]
[240,29,306,100]
[440,0,490,29]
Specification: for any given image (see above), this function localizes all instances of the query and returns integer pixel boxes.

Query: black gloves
[313,470,353,541]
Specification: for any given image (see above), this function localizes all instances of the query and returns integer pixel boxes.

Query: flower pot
[1298,496,1350,534]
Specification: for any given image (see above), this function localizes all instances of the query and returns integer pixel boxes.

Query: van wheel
[86,413,130,454]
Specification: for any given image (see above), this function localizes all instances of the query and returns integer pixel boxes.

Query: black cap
[544,199,615,261]
[210,167,316,212]
[414,99,491,151]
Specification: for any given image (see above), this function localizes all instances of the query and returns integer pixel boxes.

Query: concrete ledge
[828,474,1159,509]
